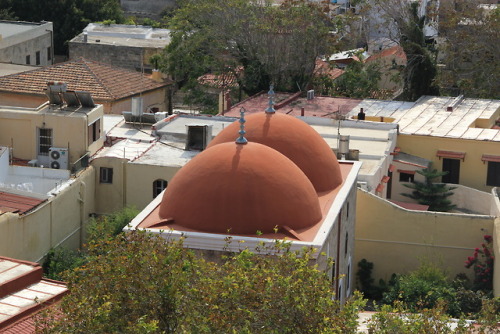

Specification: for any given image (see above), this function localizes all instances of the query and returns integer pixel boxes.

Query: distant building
[350,96,500,193]
[69,23,171,72]
[0,58,171,114]
[0,20,54,67]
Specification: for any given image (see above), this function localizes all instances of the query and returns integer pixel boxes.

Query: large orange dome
[155,142,322,234]
[208,113,342,192]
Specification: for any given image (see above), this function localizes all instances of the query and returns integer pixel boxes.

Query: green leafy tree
[438,0,500,98]
[38,232,367,333]
[401,168,456,212]
[331,60,382,98]
[163,0,339,98]
[370,0,439,101]
[0,0,124,55]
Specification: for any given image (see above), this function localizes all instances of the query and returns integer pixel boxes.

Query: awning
[436,150,465,161]
[397,170,416,175]
[375,183,385,193]
[481,154,500,163]
[388,164,396,172]
[381,176,390,183]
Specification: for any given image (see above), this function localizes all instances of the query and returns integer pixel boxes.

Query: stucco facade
[0,21,53,67]
[0,103,104,167]
[355,189,496,286]
[0,167,95,262]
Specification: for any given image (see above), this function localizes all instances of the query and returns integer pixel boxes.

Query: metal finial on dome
[265,84,275,114]
[236,108,248,144]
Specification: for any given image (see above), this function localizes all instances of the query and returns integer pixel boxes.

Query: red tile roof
[365,45,407,63]
[0,192,46,215]
[0,58,169,101]
[314,59,344,80]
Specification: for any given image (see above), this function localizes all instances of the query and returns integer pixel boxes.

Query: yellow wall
[125,163,181,210]
[93,157,127,214]
[397,134,500,192]
[0,93,45,108]
[0,105,104,164]
[355,189,495,283]
[0,167,96,262]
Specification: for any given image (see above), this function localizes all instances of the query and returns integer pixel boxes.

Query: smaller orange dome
[208,113,342,192]
[156,142,322,234]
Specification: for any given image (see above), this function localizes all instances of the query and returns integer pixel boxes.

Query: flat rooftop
[70,23,171,48]
[0,21,47,39]
[351,96,500,141]
[0,63,38,77]
[225,92,361,118]
[99,113,396,179]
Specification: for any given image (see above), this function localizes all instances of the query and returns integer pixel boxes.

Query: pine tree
[402,168,456,212]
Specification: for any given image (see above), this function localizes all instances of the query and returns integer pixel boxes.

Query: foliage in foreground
[37,231,366,333]
[42,207,139,280]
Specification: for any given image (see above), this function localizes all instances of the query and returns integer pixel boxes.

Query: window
[399,172,414,182]
[442,158,460,184]
[345,232,348,255]
[487,162,500,186]
[88,119,101,145]
[26,55,30,65]
[100,167,113,184]
[153,179,168,198]
[36,51,40,65]
[47,47,51,61]
[38,128,52,155]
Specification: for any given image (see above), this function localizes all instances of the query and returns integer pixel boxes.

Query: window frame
[153,179,168,198]
[486,161,500,186]
[38,128,53,156]
[99,167,113,184]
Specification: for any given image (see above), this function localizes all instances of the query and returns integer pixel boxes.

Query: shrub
[465,235,494,292]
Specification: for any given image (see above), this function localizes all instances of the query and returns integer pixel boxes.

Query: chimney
[83,32,88,43]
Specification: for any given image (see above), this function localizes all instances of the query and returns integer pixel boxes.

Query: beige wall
[93,157,127,214]
[125,163,181,210]
[0,167,95,262]
[93,156,183,214]
[107,89,169,115]
[0,105,104,165]
[0,93,45,108]
[397,134,500,192]
[355,189,495,284]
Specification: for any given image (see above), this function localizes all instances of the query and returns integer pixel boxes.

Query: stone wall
[120,0,178,19]
[69,42,150,71]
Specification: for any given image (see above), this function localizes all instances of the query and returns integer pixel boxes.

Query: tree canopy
[0,0,124,54]
[163,0,340,97]
[39,230,365,333]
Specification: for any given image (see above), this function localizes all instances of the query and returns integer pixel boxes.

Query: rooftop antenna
[265,84,275,114]
[236,108,248,144]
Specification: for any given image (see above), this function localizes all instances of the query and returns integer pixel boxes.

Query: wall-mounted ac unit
[49,147,69,170]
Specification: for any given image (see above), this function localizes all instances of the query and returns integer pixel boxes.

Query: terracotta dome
[208,113,342,192]
[156,142,322,234]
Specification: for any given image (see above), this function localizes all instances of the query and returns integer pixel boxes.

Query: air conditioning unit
[49,147,69,170]
[307,89,315,100]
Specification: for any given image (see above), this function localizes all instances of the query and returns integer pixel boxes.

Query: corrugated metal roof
[0,192,46,215]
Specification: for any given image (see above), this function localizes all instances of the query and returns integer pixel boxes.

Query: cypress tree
[402,168,456,212]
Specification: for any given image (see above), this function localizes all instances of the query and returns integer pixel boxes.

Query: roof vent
[446,95,464,112]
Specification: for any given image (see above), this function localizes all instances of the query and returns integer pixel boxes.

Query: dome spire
[265,84,275,114]
[236,108,248,144]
